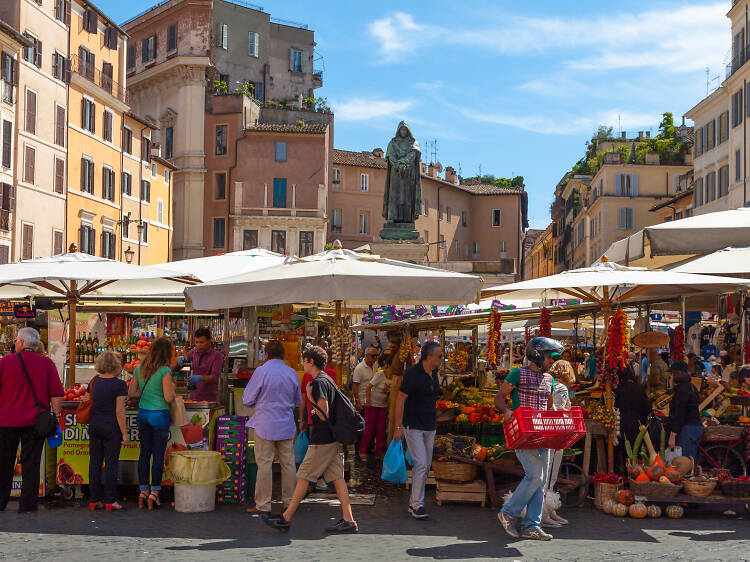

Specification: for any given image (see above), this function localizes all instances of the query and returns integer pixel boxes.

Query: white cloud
[333,98,415,122]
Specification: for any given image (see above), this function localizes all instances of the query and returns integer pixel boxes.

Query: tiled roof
[246,122,328,134]
[332,149,387,169]
[454,182,523,196]
[649,188,693,211]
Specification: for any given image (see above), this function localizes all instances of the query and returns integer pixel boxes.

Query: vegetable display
[599,308,628,387]
[538,307,551,338]
[487,309,502,367]
[63,384,88,402]
[672,325,685,362]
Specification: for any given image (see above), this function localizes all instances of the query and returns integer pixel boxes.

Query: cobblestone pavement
[1,490,748,561]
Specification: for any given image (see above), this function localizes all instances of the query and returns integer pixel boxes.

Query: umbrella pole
[335,300,343,387]
[68,284,77,389]
[601,291,614,473]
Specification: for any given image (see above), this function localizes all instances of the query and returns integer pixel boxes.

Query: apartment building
[649,175,695,224]
[0,21,31,263]
[522,226,553,280]
[0,0,70,261]
[330,149,524,274]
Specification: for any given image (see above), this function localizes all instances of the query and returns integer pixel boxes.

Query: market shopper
[352,347,377,411]
[243,340,301,515]
[130,337,176,509]
[0,328,63,513]
[359,353,392,458]
[87,351,128,511]
[668,361,703,459]
[183,327,223,402]
[496,337,563,541]
[393,341,443,519]
[645,348,669,392]
[262,346,358,533]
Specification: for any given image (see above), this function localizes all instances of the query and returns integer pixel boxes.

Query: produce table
[638,493,750,514]
[579,419,609,505]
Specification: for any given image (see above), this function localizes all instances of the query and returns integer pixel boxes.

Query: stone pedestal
[370,238,428,263]
[379,221,420,241]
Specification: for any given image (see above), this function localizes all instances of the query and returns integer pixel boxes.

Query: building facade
[649,173,694,224]
[522,225,553,280]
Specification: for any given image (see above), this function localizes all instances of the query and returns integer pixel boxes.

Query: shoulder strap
[17,352,42,411]
[309,375,337,422]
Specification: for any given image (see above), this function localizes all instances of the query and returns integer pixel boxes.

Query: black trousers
[89,426,121,503]
[0,426,44,512]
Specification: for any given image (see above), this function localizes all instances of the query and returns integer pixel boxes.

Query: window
[576,221,585,245]
[81,98,95,133]
[157,199,164,223]
[123,127,132,154]
[83,9,97,33]
[52,52,65,81]
[140,221,148,243]
[719,164,730,197]
[686,207,693,217]
[675,210,683,221]
[218,23,229,50]
[141,136,151,162]
[360,173,369,192]
[446,206,451,223]
[164,169,170,185]
[331,208,342,233]
[273,178,287,207]
[164,126,173,159]
[142,34,156,63]
[102,231,116,259]
[122,212,130,239]
[55,105,65,147]
[299,231,314,257]
[219,73,229,85]
[101,62,113,93]
[275,141,287,162]
[22,224,33,260]
[290,48,302,72]
[80,224,95,255]
[122,171,132,196]
[491,209,501,227]
[1,54,15,103]
[215,172,226,199]
[332,168,341,189]
[78,46,94,80]
[424,231,429,243]
[733,89,744,128]
[103,110,113,142]
[0,183,14,226]
[439,204,443,221]
[706,171,717,201]
[358,213,368,235]
[102,166,115,201]
[248,31,259,57]
[461,211,467,227]
[423,199,428,216]
[151,162,157,178]
[168,24,177,52]
[54,157,65,193]
[737,149,742,183]
[55,0,70,24]
[472,241,480,258]
[695,176,704,207]
[24,34,41,68]
[53,230,63,256]
[614,173,639,196]
[243,229,258,250]
[213,217,225,248]
[24,145,35,184]
[271,230,286,254]
[719,111,729,143]
[140,179,150,202]
[25,89,36,134]
[618,207,634,230]
[80,157,94,193]
[215,125,227,155]
[127,45,135,70]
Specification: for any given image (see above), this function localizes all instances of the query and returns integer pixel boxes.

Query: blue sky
[105,0,730,228]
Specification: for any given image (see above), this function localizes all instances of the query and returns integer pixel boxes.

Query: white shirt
[687,323,702,356]
[367,369,390,408]
[352,360,374,405]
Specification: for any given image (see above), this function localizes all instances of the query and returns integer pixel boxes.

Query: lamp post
[124,245,134,264]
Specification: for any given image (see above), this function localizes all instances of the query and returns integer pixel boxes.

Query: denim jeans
[89,426,122,503]
[502,448,550,532]
[404,428,436,509]
[137,409,170,492]
[677,424,703,460]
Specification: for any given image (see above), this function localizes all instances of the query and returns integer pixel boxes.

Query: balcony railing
[0,210,9,231]
[726,43,750,79]
[70,54,128,103]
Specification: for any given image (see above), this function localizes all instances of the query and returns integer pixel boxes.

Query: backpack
[311,375,365,445]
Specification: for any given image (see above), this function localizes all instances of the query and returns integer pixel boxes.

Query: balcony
[726,43,750,79]
[70,54,128,104]
[1,80,12,104]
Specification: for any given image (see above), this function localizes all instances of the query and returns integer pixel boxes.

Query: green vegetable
[624,439,633,460]
[632,426,647,462]
[642,425,657,463]
[639,447,648,462]
[659,427,666,461]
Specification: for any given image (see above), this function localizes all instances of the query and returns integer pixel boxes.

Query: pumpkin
[646,457,665,481]
[616,489,634,506]
[664,466,681,484]
[665,504,684,519]
[671,456,693,476]
[647,504,662,518]
[472,444,487,462]
[612,503,628,516]
[629,464,645,481]
[658,476,671,484]
[635,471,651,482]
[602,499,615,514]
[629,502,647,518]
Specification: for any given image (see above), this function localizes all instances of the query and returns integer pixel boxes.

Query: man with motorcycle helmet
[495,336,564,541]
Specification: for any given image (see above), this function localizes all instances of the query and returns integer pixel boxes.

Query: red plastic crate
[503,406,586,450]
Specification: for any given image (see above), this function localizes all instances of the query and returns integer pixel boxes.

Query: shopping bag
[294,431,309,465]
[170,396,188,427]
[381,439,408,484]
[405,447,414,467]
[665,446,682,464]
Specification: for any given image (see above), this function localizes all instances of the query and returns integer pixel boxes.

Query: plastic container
[503,406,586,450]
[174,483,217,513]
[166,451,230,485]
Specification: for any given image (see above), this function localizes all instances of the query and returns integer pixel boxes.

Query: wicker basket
[702,424,744,441]
[628,478,681,498]
[718,480,750,498]
[683,479,717,497]
[432,460,479,483]
[594,482,621,511]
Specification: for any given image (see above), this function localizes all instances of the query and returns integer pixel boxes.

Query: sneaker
[520,526,553,541]
[315,478,329,492]
[497,511,519,538]
[408,506,429,519]
[261,513,291,532]
[246,506,270,515]
[325,518,359,533]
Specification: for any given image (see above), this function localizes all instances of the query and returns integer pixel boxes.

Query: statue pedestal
[379,222,420,241]
[370,238,428,264]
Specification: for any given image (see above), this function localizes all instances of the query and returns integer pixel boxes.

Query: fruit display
[487,309,502,367]
[538,307,551,338]
[398,333,411,363]
[672,325,685,362]
[447,347,470,372]
[471,444,487,462]
[600,308,628,387]
[602,499,615,514]
[459,404,502,424]
[63,384,88,402]
[629,502,647,518]
[124,358,141,374]
[612,503,628,516]
[588,401,616,431]
[436,399,460,411]
[665,504,684,518]
[617,489,634,506]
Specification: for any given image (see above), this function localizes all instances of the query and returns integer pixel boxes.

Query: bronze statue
[380,121,422,240]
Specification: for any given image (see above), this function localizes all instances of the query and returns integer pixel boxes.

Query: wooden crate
[436,479,486,507]
[406,470,435,490]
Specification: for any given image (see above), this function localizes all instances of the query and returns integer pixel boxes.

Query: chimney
[420,162,427,174]
[638,131,643,139]
[682,116,685,126]
[620,131,626,139]
[372,147,384,158]
[645,131,651,138]
[445,166,458,185]
[428,163,437,177]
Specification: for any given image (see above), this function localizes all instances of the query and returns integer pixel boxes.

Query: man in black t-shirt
[262,346,358,533]
[394,341,443,519]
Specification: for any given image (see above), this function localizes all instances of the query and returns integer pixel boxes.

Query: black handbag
[17,352,59,438]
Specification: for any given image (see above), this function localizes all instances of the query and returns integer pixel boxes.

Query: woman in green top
[130,337,175,509]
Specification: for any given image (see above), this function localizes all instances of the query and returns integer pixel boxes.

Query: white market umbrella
[672,246,750,276]
[0,252,200,385]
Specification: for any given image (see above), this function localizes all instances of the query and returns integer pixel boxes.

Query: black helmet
[525,337,565,368]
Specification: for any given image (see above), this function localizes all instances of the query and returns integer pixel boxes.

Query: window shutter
[35,40,42,68]
[631,174,639,196]
[56,105,65,147]
[63,57,71,83]
[27,147,34,183]
[142,38,149,62]
[1,120,10,168]
[81,157,86,191]
[52,53,58,79]
[65,0,71,25]
[81,98,85,128]
[90,102,95,134]
[289,47,294,70]
[618,208,625,229]
[26,89,36,134]
[301,49,309,73]
[55,158,64,193]
[614,173,621,195]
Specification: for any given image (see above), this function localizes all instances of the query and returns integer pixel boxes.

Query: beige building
[522,226,554,280]
[649,172,695,223]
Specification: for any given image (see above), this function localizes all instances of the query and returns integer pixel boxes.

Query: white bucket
[174,483,217,513]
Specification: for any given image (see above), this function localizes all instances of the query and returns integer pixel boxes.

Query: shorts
[296,442,344,483]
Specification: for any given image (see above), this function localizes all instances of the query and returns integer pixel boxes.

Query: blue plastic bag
[381,439,408,484]
[405,447,414,467]
[293,431,309,464]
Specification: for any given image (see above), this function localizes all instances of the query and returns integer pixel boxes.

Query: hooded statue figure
[381,121,422,237]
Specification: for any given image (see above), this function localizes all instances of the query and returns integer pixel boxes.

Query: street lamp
[124,245,134,264]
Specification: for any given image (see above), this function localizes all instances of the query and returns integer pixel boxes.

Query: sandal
[147,492,161,510]
[89,502,104,511]
[138,490,149,510]
[106,501,125,511]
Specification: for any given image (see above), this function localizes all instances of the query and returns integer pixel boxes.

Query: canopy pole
[335,300,343,387]
[681,297,687,337]
[68,281,77,388]
[601,287,614,473]
[509,329,514,367]
[742,292,747,365]
[222,308,230,409]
